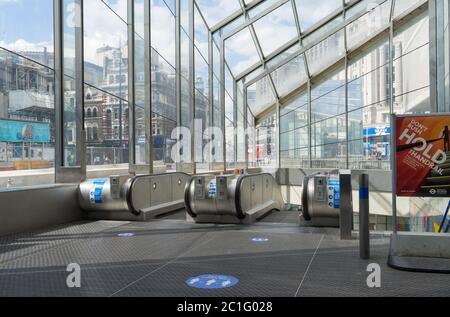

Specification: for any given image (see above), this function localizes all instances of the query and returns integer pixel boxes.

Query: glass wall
[276,0,431,171]
[84,0,129,168]
[0,0,55,189]
[347,37,391,170]
[280,91,309,168]
[310,67,347,168]
[151,0,177,172]
[0,0,441,190]
[194,4,211,173]
[256,112,278,168]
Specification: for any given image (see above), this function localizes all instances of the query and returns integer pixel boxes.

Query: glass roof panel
[247,76,277,115]
[346,0,392,50]
[305,29,345,76]
[219,15,246,40]
[345,0,386,21]
[244,66,264,83]
[247,0,279,18]
[302,14,343,46]
[295,0,343,32]
[393,0,423,19]
[266,43,302,68]
[271,54,307,97]
[195,0,242,28]
[252,2,298,57]
[225,27,261,76]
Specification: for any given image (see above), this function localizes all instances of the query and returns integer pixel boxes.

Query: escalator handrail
[235,173,279,220]
[126,172,191,216]
[184,177,197,218]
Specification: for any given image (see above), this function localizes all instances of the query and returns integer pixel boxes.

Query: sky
[0,0,54,52]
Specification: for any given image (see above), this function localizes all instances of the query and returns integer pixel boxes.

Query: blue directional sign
[327,178,340,209]
[186,275,239,289]
[252,237,269,243]
[89,180,106,204]
[118,233,135,237]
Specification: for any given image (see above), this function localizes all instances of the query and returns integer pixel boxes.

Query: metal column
[144,0,153,173]
[127,0,136,171]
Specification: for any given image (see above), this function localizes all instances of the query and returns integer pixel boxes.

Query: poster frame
[391,112,450,233]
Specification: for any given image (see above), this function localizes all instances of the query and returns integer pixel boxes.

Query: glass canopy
[194,0,427,116]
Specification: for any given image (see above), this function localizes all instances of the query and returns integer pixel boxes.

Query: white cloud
[0,38,53,53]
[83,0,128,64]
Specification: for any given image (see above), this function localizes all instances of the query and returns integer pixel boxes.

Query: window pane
[295,0,342,32]
[252,2,298,57]
[0,1,55,189]
[393,10,430,114]
[271,54,307,97]
[225,27,261,76]
[346,0,392,50]
[247,76,277,116]
[0,0,54,68]
[84,86,129,166]
[306,29,345,75]
[152,50,177,172]
[195,0,241,28]
[84,0,128,100]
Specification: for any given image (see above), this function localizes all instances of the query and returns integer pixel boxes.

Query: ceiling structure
[195,0,426,117]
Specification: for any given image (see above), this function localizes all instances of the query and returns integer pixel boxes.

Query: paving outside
[0,211,449,297]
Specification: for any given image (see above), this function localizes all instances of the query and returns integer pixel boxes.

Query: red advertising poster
[396,115,450,197]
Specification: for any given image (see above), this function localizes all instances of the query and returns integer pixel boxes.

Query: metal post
[340,171,353,240]
[359,173,370,260]
[391,114,398,233]
[307,80,312,169]
[429,0,438,113]
[220,38,226,172]
[144,0,153,173]
[127,0,136,170]
[189,0,196,174]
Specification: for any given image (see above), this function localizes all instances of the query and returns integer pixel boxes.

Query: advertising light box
[396,115,450,197]
[0,119,50,143]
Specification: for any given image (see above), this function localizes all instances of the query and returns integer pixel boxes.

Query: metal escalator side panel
[264,173,282,212]
[149,174,173,206]
[270,174,285,211]
[171,173,191,202]
[128,172,191,216]
[302,176,311,221]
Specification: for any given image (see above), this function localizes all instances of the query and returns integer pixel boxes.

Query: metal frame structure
[231,0,429,170]
[17,0,437,184]
[55,0,86,183]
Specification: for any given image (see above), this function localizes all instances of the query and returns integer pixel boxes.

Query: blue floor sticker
[186,275,239,289]
[252,237,269,242]
[118,233,135,237]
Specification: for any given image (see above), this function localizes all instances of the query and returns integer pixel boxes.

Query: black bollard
[359,174,370,260]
